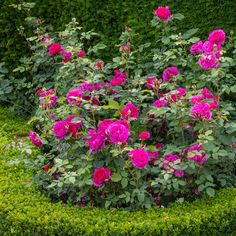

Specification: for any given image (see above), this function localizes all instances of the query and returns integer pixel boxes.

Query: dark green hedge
[1,0,236,69]
[0,107,236,235]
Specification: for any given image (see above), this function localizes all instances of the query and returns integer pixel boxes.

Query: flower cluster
[190,29,226,70]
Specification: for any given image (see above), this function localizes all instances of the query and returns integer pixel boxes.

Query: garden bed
[0,108,235,235]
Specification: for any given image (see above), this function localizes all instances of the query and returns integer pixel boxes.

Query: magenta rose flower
[128,149,149,169]
[66,88,83,107]
[98,120,114,134]
[162,67,180,82]
[190,41,203,55]
[154,6,172,21]
[66,116,82,138]
[107,120,130,144]
[146,77,159,90]
[187,144,207,165]
[93,167,111,187]
[120,102,139,120]
[49,44,62,56]
[53,121,69,140]
[77,51,86,57]
[60,50,72,63]
[163,154,184,177]
[190,102,212,121]
[87,132,106,154]
[208,29,226,45]
[110,70,127,86]
[153,99,168,108]
[39,89,57,109]
[176,88,186,98]
[198,52,220,70]
[29,131,43,147]
[202,41,222,52]
[148,151,159,164]
[190,95,203,104]
[139,131,151,141]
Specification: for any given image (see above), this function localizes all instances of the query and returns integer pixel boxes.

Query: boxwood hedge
[0,108,236,235]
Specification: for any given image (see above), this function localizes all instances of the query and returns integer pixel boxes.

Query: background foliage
[1,0,236,68]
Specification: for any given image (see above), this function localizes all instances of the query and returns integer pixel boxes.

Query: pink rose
[87,132,106,154]
[146,77,159,90]
[39,89,57,109]
[198,52,220,70]
[202,41,222,52]
[29,131,43,147]
[163,154,184,177]
[53,121,69,140]
[66,88,83,107]
[98,120,114,134]
[96,61,103,70]
[110,70,127,86]
[208,29,226,45]
[153,99,168,108]
[120,45,130,54]
[128,149,149,169]
[162,67,180,82]
[77,51,86,57]
[176,88,186,98]
[60,50,72,63]
[107,120,130,144]
[190,41,203,55]
[148,151,159,164]
[154,6,172,21]
[49,44,62,56]
[139,131,151,141]
[190,102,212,121]
[187,144,207,165]
[190,95,203,104]
[93,168,111,187]
[120,102,139,120]
[66,116,82,138]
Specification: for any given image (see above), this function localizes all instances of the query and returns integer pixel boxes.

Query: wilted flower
[187,144,207,165]
[29,131,43,147]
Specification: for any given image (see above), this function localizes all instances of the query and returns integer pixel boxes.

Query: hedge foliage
[0,107,236,235]
[1,0,236,68]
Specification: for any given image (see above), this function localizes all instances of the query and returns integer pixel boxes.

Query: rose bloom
[93,167,111,187]
[162,67,180,82]
[96,60,103,70]
[87,132,106,154]
[146,77,159,90]
[153,99,168,108]
[176,88,186,98]
[120,45,130,54]
[120,102,139,120]
[202,41,222,52]
[53,121,69,140]
[190,102,212,121]
[49,44,62,56]
[80,82,94,92]
[190,41,203,56]
[66,116,82,138]
[148,151,159,164]
[128,149,149,169]
[199,52,220,70]
[208,29,226,45]
[190,95,202,104]
[110,70,127,86]
[187,144,207,165]
[29,131,43,147]
[43,165,49,172]
[139,131,151,141]
[107,120,130,144]
[39,89,57,109]
[77,51,86,57]
[60,50,72,63]
[163,154,184,178]
[154,6,172,21]
[98,120,114,134]
[66,88,83,107]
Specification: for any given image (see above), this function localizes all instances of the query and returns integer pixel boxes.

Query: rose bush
[27,6,236,210]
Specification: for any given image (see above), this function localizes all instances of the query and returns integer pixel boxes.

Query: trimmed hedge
[1,0,236,68]
[0,108,236,235]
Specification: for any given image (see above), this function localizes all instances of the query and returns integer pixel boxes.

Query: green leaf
[103,100,121,110]
[121,178,128,188]
[206,187,215,197]
[111,173,122,182]
[105,201,111,208]
[174,13,185,20]
[182,28,198,39]
[69,176,76,184]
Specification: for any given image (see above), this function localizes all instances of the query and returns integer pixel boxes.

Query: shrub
[23,6,236,210]
[0,107,236,235]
